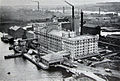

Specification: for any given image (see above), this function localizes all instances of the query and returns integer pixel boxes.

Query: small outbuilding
[8,26,26,39]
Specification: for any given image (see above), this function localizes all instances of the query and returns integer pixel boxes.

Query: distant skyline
[0,0,120,6]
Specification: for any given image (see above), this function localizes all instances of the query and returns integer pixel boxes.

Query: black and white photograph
[0,0,120,81]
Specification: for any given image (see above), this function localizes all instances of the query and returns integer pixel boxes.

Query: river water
[50,9,120,16]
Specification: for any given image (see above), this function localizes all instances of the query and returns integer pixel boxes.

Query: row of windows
[64,45,97,48]
[41,32,62,40]
[64,47,98,53]
[74,51,98,55]
[48,46,62,52]
[64,41,98,45]
[63,38,98,43]
[38,32,62,40]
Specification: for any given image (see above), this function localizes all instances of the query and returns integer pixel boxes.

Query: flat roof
[67,35,96,41]
[27,31,34,34]
[49,30,96,41]
[84,24,99,28]
[49,30,69,37]
[41,54,62,62]
[9,26,21,31]
[23,25,32,30]
[41,50,70,62]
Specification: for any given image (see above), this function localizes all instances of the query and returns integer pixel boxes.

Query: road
[76,62,120,78]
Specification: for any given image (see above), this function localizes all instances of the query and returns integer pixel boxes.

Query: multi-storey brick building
[62,34,99,59]
[34,22,99,59]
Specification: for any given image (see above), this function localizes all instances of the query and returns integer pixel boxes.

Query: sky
[0,0,120,6]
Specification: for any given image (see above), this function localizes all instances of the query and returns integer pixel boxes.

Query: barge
[4,53,22,59]
[23,53,49,70]
[1,33,14,43]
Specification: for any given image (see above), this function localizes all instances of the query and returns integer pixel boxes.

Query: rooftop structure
[8,26,26,39]
[9,26,21,31]
[49,30,70,37]
[23,25,34,31]
[26,31,35,39]
[83,24,101,35]
[41,50,70,66]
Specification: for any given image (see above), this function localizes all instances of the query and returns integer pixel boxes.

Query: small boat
[29,40,39,49]
[1,33,9,43]
[105,68,112,73]
[9,45,14,50]
[14,46,22,53]
[1,33,14,43]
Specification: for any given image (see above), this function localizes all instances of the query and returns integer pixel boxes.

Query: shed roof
[41,53,63,62]
[9,26,21,31]
[84,24,99,28]
[49,29,69,37]
[41,50,70,62]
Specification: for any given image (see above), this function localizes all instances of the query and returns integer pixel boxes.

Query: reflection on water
[0,33,70,81]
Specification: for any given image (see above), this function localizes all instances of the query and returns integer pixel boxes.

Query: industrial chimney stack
[99,8,101,16]
[63,7,65,14]
[72,6,74,31]
[65,1,74,31]
[33,1,40,11]
[80,10,83,35]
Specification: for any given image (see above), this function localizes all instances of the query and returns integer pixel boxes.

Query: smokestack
[38,2,39,11]
[65,1,74,31]
[78,8,80,17]
[99,8,100,16]
[80,9,83,35]
[33,1,39,11]
[72,6,74,31]
[63,7,65,13]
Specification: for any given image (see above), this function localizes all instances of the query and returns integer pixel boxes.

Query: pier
[23,53,49,70]
[55,64,106,81]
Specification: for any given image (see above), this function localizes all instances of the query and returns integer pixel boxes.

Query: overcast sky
[0,0,120,6]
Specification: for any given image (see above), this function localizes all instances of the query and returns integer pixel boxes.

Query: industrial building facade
[35,28,99,59]
[62,35,99,59]
[34,21,99,59]
[37,30,63,52]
